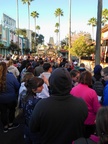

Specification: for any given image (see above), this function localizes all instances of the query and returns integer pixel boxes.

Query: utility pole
[95,0,102,65]
[68,0,71,61]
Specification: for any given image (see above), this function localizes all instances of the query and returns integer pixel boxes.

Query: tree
[16,0,19,48]
[31,11,39,34]
[102,8,108,26]
[8,41,20,54]
[16,28,27,37]
[54,29,59,46]
[36,25,40,35]
[54,8,64,49]
[87,17,97,41]
[71,35,95,59]
[54,23,59,45]
[21,0,34,51]
[37,34,44,44]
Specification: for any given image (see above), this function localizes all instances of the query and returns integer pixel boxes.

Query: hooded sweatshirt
[30,68,88,144]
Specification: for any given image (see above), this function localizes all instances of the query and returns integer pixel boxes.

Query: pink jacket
[70,83,101,125]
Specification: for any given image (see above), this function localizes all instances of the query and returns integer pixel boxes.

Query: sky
[0,0,108,44]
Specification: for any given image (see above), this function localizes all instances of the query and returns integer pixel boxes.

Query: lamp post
[68,0,71,61]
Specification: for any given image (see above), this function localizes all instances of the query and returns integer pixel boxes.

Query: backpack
[92,76,104,96]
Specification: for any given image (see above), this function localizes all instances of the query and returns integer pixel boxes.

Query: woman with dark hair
[70,71,101,138]
[70,69,80,88]
[0,62,20,133]
[96,106,108,144]
[21,76,44,144]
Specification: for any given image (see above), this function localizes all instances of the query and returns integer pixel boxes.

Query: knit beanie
[94,65,102,74]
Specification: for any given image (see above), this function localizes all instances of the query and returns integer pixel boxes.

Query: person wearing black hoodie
[29,68,88,144]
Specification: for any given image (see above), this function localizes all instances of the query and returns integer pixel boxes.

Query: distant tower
[49,37,54,45]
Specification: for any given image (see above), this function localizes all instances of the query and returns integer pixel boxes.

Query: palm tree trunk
[34,17,37,51]
[92,26,94,42]
[16,0,20,54]
[28,3,31,51]
[95,0,102,65]
[68,0,71,61]
[28,3,30,31]
[58,16,60,50]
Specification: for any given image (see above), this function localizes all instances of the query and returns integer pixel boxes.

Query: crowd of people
[0,54,108,144]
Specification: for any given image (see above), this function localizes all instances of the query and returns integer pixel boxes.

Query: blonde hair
[7,59,14,67]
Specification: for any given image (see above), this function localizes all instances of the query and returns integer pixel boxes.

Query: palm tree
[55,22,59,28]
[68,0,71,61]
[31,11,39,34]
[55,23,59,45]
[54,8,64,49]
[87,17,97,41]
[31,11,39,49]
[21,0,34,51]
[16,0,20,51]
[36,25,40,35]
[21,0,34,30]
[54,29,59,45]
[102,8,108,26]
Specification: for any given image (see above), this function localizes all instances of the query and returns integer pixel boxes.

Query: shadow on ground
[0,113,25,144]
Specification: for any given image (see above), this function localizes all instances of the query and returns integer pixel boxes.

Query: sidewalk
[0,114,25,144]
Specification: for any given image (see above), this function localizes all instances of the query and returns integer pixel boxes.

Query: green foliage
[16,29,27,37]
[0,43,4,48]
[8,41,20,51]
[31,11,39,18]
[54,8,64,17]
[87,17,97,27]
[71,35,95,58]
[54,29,59,33]
[24,48,30,54]
[21,0,34,5]
[102,8,108,26]
[37,34,44,44]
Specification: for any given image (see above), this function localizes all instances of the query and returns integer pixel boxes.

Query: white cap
[73,61,78,65]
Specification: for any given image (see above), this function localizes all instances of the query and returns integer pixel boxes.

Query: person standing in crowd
[7,59,20,78]
[59,57,67,67]
[70,71,101,138]
[0,62,20,133]
[29,68,88,144]
[18,72,34,109]
[101,66,108,106]
[92,65,104,103]
[37,62,52,99]
[34,58,44,77]
[20,62,32,82]
[79,63,86,73]
[96,106,108,144]
[70,69,80,88]
[21,76,44,144]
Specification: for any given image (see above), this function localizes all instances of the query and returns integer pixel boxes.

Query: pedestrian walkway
[0,114,25,144]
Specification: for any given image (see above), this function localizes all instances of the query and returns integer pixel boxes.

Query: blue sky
[0,0,108,44]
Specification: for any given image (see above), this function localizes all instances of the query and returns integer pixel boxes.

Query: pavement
[0,112,25,144]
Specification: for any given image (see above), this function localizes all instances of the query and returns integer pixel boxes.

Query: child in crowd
[21,76,44,144]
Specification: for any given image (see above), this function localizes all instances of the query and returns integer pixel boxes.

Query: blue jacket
[0,73,20,103]
[103,81,108,106]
